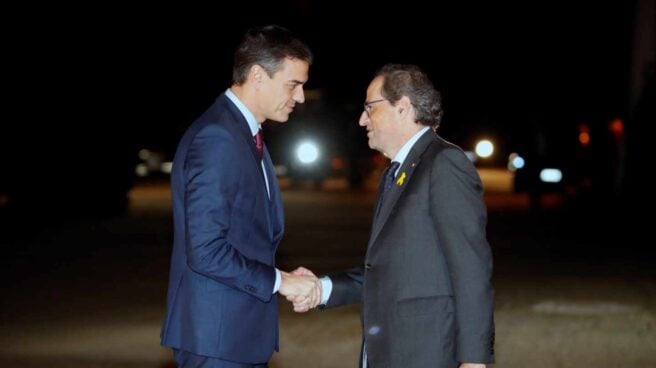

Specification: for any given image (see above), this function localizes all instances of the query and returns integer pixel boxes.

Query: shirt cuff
[273,268,281,294]
[319,276,333,305]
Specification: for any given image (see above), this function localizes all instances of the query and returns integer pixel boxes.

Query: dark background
[2,0,653,219]
[1,3,655,366]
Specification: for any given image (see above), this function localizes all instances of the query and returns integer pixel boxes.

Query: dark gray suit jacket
[325,130,495,368]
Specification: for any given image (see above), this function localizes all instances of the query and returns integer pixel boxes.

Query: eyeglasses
[363,99,387,117]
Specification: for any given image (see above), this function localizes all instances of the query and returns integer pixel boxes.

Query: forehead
[273,57,309,82]
[366,76,384,98]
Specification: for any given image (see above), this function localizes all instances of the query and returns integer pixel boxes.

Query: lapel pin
[396,172,406,186]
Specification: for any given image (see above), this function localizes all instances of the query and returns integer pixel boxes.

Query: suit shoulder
[176,123,235,160]
[184,108,241,142]
[427,135,480,181]
[429,135,470,164]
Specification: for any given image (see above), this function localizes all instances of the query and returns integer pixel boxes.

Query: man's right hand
[279,269,321,312]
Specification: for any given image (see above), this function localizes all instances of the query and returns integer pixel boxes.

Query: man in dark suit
[292,64,495,367]
[160,25,321,368]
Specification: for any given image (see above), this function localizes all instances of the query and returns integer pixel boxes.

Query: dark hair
[232,25,313,85]
[376,64,444,129]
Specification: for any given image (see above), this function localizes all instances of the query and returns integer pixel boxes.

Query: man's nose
[359,111,369,126]
[294,88,305,104]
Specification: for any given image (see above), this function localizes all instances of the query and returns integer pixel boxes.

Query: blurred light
[372,153,387,167]
[578,123,591,147]
[507,153,525,172]
[296,141,319,164]
[135,164,148,177]
[160,162,173,174]
[609,118,624,138]
[540,168,562,183]
[464,151,477,162]
[331,157,345,170]
[274,164,288,176]
[138,149,151,160]
[475,140,494,158]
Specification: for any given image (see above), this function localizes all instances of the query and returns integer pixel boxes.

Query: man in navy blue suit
[160,25,320,367]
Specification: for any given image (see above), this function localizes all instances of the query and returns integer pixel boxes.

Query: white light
[508,153,525,171]
[135,164,148,177]
[540,168,562,183]
[160,162,173,174]
[512,156,525,169]
[296,141,319,164]
[475,140,494,158]
[138,149,151,160]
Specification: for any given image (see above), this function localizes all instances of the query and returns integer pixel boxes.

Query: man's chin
[268,114,290,123]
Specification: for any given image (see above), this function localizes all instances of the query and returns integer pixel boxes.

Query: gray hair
[376,64,444,129]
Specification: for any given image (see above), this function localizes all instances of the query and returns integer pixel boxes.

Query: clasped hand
[279,267,322,313]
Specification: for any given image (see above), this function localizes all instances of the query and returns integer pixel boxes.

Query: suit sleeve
[184,125,275,303]
[430,147,495,363]
[322,266,364,309]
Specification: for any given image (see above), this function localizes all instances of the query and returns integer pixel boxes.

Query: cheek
[372,120,383,134]
[281,90,293,104]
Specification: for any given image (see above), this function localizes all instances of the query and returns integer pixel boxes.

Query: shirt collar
[391,126,430,175]
[225,88,260,135]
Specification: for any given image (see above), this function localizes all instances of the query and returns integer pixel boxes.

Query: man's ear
[397,96,412,116]
[249,64,265,84]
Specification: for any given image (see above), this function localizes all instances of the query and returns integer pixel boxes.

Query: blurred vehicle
[265,89,361,187]
[452,114,624,208]
[511,152,575,199]
[508,117,622,207]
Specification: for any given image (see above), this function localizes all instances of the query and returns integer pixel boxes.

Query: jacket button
[365,263,372,270]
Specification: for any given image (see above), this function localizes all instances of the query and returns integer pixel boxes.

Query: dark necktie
[375,161,400,217]
[254,129,263,161]
[383,161,401,195]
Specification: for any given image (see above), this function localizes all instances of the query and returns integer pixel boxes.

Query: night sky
[3,0,646,213]
[124,1,634,144]
[8,1,636,144]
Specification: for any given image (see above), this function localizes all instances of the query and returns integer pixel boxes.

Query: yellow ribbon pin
[396,172,406,186]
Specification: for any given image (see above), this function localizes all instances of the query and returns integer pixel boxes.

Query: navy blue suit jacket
[161,93,284,363]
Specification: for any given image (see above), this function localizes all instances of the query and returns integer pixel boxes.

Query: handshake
[279,267,323,313]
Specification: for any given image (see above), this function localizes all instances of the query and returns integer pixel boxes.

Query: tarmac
[1,172,654,367]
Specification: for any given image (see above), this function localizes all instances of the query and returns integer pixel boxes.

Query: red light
[578,123,591,147]
[331,157,345,170]
[609,118,624,136]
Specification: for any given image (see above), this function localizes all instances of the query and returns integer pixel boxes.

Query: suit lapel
[219,94,265,170]
[263,146,284,243]
[221,94,278,240]
[368,130,436,249]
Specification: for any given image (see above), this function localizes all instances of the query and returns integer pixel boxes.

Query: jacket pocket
[397,295,454,317]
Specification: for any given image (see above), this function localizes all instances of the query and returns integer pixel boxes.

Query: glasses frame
[363,99,387,117]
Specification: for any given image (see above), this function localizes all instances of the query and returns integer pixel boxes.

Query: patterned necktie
[254,129,263,161]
